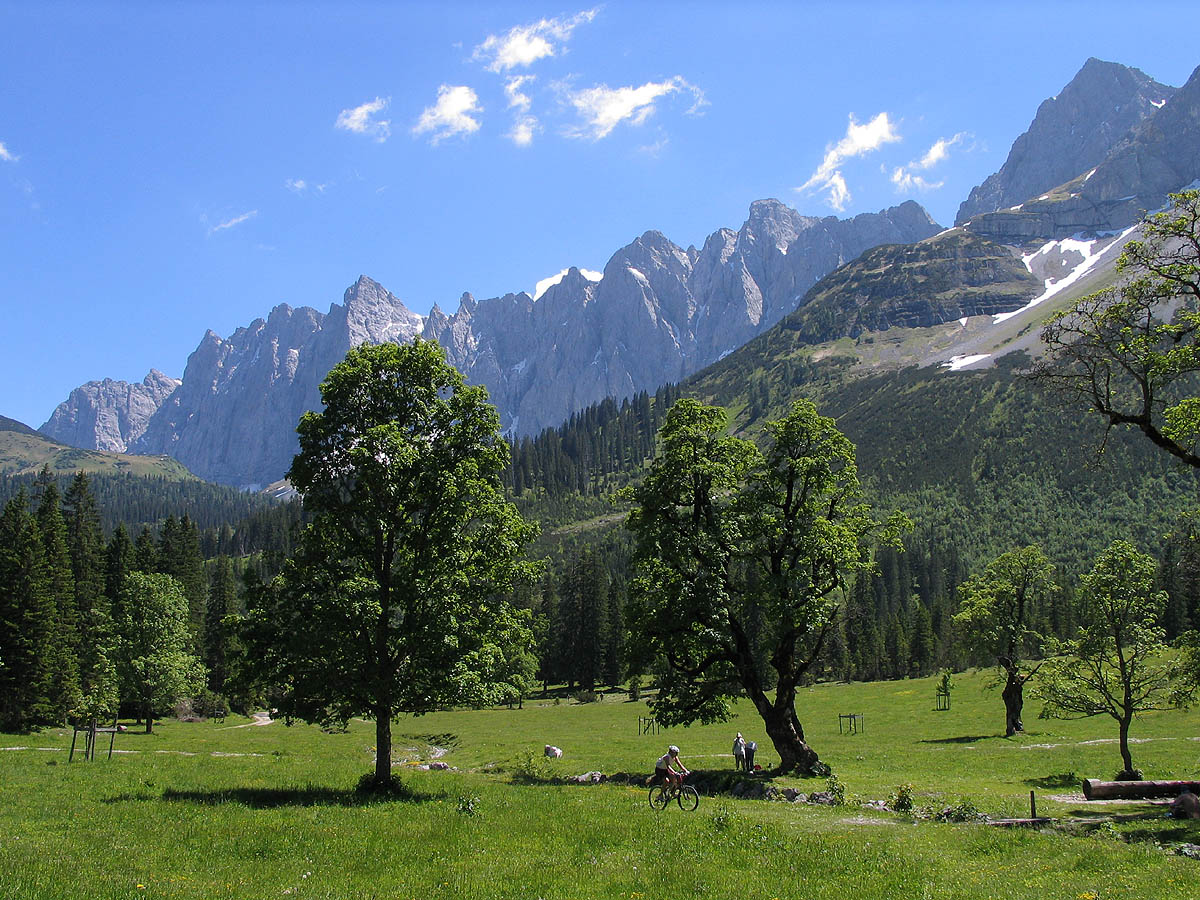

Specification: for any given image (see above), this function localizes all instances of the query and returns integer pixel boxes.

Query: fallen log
[1082,778,1200,800]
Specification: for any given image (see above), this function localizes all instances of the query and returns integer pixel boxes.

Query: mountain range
[38,58,1200,490]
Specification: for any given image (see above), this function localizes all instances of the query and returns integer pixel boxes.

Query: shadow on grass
[1120,822,1200,844]
[919,735,993,744]
[1025,772,1079,789]
[108,782,446,808]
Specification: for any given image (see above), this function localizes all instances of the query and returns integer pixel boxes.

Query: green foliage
[247,340,540,781]
[1034,189,1200,468]
[112,571,207,732]
[0,490,57,731]
[935,799,986,823]
[627,397,908,774]
[888,782,916,812]
[1037,541,1190,777]
[825,773,847,806]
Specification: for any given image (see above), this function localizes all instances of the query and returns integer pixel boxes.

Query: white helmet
[668,745,679,755]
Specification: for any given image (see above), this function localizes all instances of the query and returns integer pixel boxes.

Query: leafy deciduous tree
[1036,541,1190,779]
[113,572,206,733]
[1033,189,1200,466]
[246,340,539,786]
[954,545,1056,736]
[627,398,907,775]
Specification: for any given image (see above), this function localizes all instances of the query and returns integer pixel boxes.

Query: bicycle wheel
[677,785,699,811]
[648,785,671,810]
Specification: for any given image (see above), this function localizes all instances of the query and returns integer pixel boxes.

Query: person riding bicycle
[654,745,689,787]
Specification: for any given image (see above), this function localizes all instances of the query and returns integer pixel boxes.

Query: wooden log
[1082,778,1200,800]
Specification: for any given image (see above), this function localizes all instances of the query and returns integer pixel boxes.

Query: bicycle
[648,773,699,811]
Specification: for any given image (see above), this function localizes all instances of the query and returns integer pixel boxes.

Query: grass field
[2,669,1199,899]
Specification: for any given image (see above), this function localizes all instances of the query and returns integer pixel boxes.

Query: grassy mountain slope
[0,414,195,480]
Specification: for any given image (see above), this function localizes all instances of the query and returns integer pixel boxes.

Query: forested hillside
[498,347,1200,689]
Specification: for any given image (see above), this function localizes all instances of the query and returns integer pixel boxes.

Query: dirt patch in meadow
[222,711,274,729]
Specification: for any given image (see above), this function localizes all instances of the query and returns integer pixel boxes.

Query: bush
[935,799,986,823]
[628,676,642,702]
[573,689,599,704]
[826,774,846,806]
[514,750,553,782]
[456,794,480,817]
[888,783,915,813]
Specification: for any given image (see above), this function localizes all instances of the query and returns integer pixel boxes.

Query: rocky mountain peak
[46,197,942,486]
[956,58,1175,225]
[41,369,181,453]
[965,63,1200,244]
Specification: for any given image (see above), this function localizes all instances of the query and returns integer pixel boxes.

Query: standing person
[744,740,757,772]
[732,732,746,771]
[654,745,689,787]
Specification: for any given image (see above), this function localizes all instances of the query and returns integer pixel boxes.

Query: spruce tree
[35,480,82,722]
[64,473,116,721]
[133,527,158,573]
[203,555,239,695]
[0,492,56,731]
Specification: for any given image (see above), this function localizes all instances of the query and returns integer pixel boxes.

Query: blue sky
[2,1,1197,430]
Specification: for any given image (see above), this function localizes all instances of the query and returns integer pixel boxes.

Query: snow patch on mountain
[943,353,991,371]
[995,226,1136,324]
[533,267,603,300]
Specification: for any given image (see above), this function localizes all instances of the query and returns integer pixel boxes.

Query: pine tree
[203,555,239,695]
[35,479,82,722]
[0,492,56,731]
[908,602,935,677]
[133,527,158,573]
[158,515,207,647]
[64,473,117,721]
[601,578,626,688]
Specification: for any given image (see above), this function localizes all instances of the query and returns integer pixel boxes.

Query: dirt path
[222,711,274,729]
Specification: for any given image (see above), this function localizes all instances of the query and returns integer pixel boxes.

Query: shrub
[628,676,642,702]
[936,799,986,823]
[826,774,846,806]
[514,750,553,782]
[573,689,599,704]
[888,783,915,813]
[456,794,480,817]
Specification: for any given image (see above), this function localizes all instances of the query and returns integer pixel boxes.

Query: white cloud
[565,77,706,140]
[891,131,969,195]
[505,75,535,111]
[0,141,17,162]
[917,133,967,170]
[208,210,258,235]
[474,9,598,73]
[335,97,391,142]
[891,168,943,192]
[508,116,539,147]
[413,85,483,144]
[798,112,900,211]
[285,178,307,192]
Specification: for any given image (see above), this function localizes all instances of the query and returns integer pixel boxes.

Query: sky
[2,1,1198,430]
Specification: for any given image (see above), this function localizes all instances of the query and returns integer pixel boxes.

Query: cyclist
[654,745,689,787]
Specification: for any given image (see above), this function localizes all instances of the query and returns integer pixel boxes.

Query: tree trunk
[1002,669,1024,737]
[761,702,821,775]
[375,702,391,784]
[1117,715,1137,779]
[143,699,153,734]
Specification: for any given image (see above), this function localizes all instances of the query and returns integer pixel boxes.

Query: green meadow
[2,669,1199,900]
